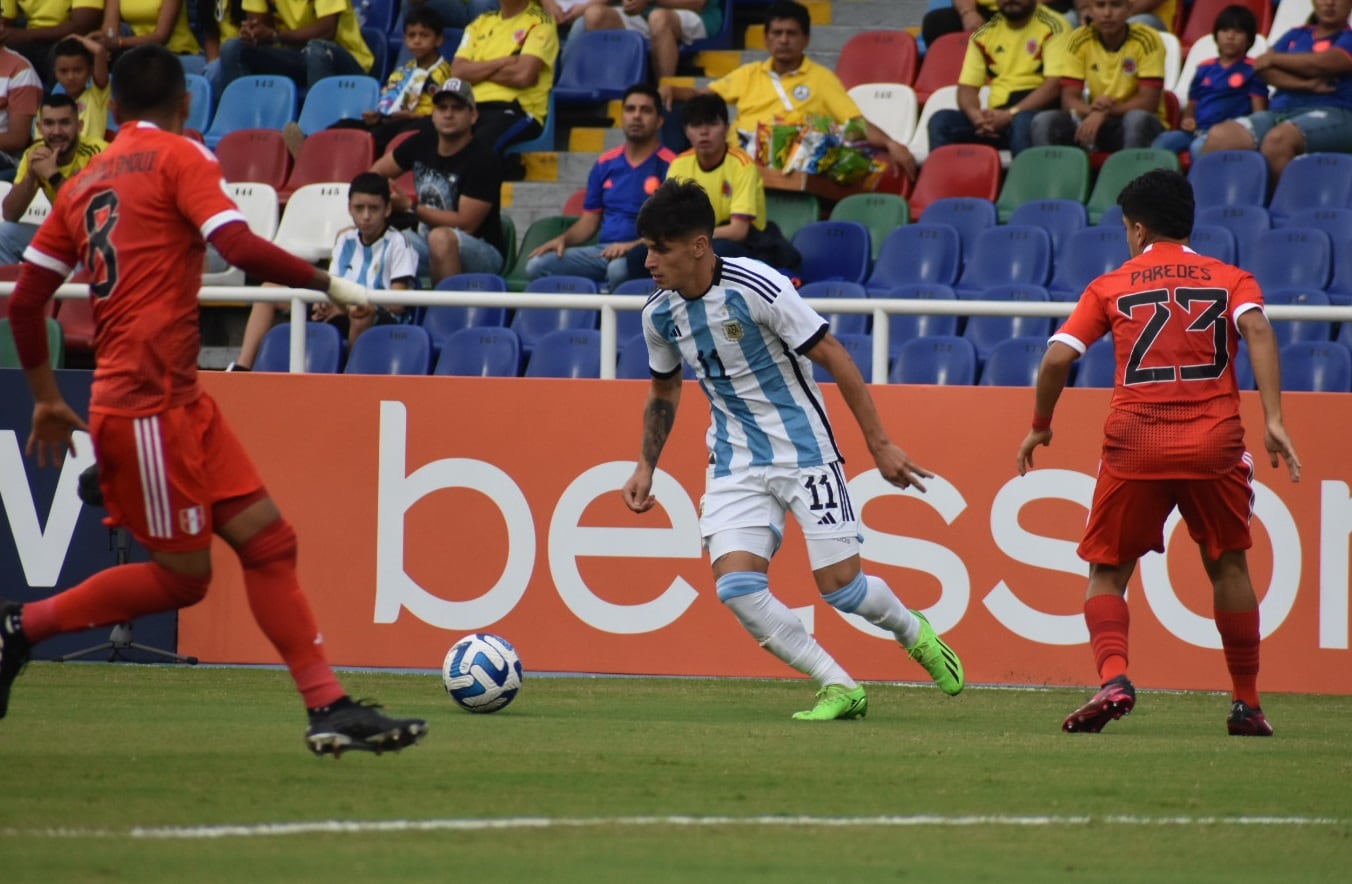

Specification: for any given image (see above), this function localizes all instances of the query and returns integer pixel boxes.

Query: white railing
[9,283,1352,382]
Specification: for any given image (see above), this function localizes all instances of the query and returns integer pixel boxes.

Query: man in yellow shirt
[452,0,558,152]
[1031,0,1166,151]
[218,0,373,91]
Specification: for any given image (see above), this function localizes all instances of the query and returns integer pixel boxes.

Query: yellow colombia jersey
[456,4,558,123]
[16,137,107,203]
[666,145,767,231]
[960,7,1071,109]
[710,56,861,131]
[1052,22,1168,122]
[75,83,110,142]
[1,0,101,30]
[120,0,200,54]
[242,0,374,73]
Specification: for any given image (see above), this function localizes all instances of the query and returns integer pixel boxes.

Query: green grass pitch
[2,663,1349,883]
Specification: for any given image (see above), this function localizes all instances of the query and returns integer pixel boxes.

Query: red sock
[1215,609,1261,707]
[22,562,209,644]
[236,520,345,709]
[1084,594,1130,683]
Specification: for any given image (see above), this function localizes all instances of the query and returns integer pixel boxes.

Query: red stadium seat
[836,30,919,89]
[278,129,376,202]
[908,144,1002,219]
[213,128,292,190]
[1179,0,1272,52]
[562,188,587,216]
[383,128,418,203]
[913,31,970,105]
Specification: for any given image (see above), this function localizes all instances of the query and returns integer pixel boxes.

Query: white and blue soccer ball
[441,633,523,713]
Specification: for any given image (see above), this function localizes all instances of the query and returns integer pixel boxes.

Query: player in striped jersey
[621,181,965,721]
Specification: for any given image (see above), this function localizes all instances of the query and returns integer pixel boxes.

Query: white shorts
[701,463,861,569]
[621,9,708,44]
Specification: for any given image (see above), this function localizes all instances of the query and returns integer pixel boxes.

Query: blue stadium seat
[866,225,962,295]
[513,276,600,354]
[1073,336,1116,388]
[882,283,959,354]
[954,225,1051,299]
[358,0,398,33]
[185,73,212,134]
[962,284,1052,359]
[1286,208,1352,301]
[617,333,652,379]
[1188,224,1236,265]
[554,30,649,105]
[915,197,997,265]
[800,280,870,335]
[1008,199,1088,262]
[792,220,872,284]
[525,329,603,378]
[297,75,382,135]
[978,337,1048,386]
[1188,149,1268,209]
[1264,289,1333,347]
[422,274,510,347]
[611,278,656,340]
[1197,204,1270,265]
[889,335,977,385]
[362,26,390,81]
[1049,226,1130,301]
[1234,340,1254,391]
[1279,341,1352,392]
[1096,204,1123,228]
[433,326,522,377]
[813,332,873,383]
[506,91,557,155]
[254,321,343,373]
[203,75,298,149]
[1242,227,1331,292]
[1267,153,1352,226]
[344,324,433,374]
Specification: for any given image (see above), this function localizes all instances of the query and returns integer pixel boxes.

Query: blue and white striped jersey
[643,256,842,477]
[329,226,419,290]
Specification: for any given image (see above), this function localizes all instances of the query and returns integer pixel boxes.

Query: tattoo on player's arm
[641,398,676,469]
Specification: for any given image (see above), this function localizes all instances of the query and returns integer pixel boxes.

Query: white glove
[327,276,370,308]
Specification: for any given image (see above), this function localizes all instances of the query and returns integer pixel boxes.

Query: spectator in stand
[1152,5,1266,161]
[540,0,586,35]
[1202,0,1352,182]
[91,0,205,74]
[403,0,497,28]
[660,1,916,180]
[370,77,506,283]
[526,83,673,290]
[193,0,243,96]
[217,0,373,92]
[922,0,998,49]
[1030,0,1166,151]
[577,1,721,84]
[927,0,1071,158]
[51,33,110,142]
[450,0,557,153]
[0,46,39,173]
[0,0,102,86]
[0,93,104,263]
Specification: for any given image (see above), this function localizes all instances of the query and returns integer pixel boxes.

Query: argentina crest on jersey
[722,320,744,341]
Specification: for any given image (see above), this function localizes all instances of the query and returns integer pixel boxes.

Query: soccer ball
[441,633,523,713]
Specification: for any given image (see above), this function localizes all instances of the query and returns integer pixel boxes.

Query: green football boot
[905,611,965,696]
[791,684,868,721]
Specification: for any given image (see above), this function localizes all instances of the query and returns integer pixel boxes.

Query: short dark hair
[1213,4,1258,43]
[111,45,186,120]
[51,36,94,66]
[766,1,811,36]
[637,180,716,244]
[40,92,79,114]
[349,171,391,203]
[1117,169,1194,240]
[404,5,445,34]
[623,82,662,110]
[681,92,728,128]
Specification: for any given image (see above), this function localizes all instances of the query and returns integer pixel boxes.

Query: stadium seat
[962,284,1053,359]
[1280,341,1352,392]
[906,83,962,163]
[382,127,418,198]
[361,26,390,81]
[1074,336,1116,388]
[506,90,557,155]
[996,146,1091,222]
[617,333,653,379]
[882,283,959,353]
[765,190,821,240]
[1196,204,1270,264]
[203,75,297,150]
[513,276,600,355]
[204,182,281,286]
[866,224,961,295]
[433,326,522,376]
[1264,289,1333,347]
[185,73,213,133]
[889,334,977,385]
[792,221,872,285]
[253,321,343,373]
[1287,208,1352,299]
[847,83,918,145]
[422,274,510,349]
[800,281,870,336]
[1233,340,1255,390]
[916,196,997,264]
[829,193,910,260]
[1085,149,1180,224]
[214,128,293,189]
[17,190,50,226]
[272,183,351,263]
[1180,0,1272,52]
[360,0,398,33]
[813,332,874,383]
[52,291,95,354]
[344,324,433,374]
[1187,223,1237,265]
[836,30,918,89]
[296,75,382,135]
[499,214,518,276]
[1267,153,1352,226]
[1008,199,1089,262]
[907,145,1001,220]
[611,278,655,340]
[912,31,968,104]
[562,187,587,216]
[279,129,376,201]
[1048,226,1130,300]
[554,30,648,105]
[1097,203,1123,228]
[525,328,602,378]
[1188,149,1269,209]
[0,316,64,368]
[978,336,1048,386]
[1266,0,1310,42]
[1242,227,1331,291]
[954,225,1051,298]
[504,215,582,290]
[1159,29,1183,94]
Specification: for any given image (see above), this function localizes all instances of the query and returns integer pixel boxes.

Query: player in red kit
[0,45,427,757]
[1016,169,1301,737]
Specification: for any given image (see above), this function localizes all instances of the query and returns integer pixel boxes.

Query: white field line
[2,814,1346,840]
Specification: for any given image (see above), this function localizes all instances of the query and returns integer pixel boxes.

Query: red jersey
[25,121,245,417]
[1053,242,1264,479]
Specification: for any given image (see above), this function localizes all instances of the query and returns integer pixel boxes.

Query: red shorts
[1078,454,1255,565]
[90,393,264,553]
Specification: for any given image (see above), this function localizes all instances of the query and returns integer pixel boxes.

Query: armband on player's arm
[8,261,67,369]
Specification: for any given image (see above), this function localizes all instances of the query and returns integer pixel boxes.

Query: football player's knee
[237,519,298,571]
[715,571,769,603]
